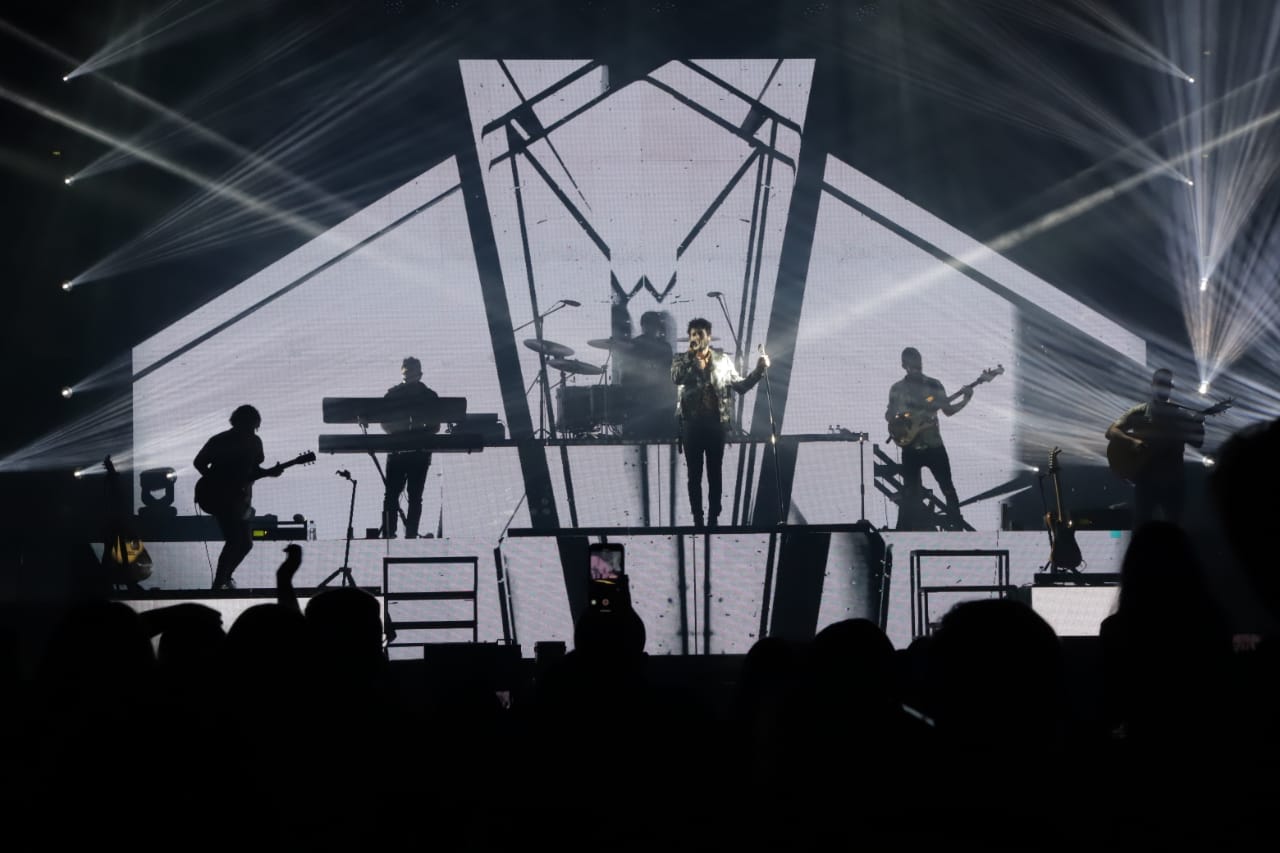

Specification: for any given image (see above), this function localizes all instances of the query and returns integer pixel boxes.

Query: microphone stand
[758,345,785,526]
[514,300,573,440]
[319,471,359,588]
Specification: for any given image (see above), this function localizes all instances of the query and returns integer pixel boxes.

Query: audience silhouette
[4,419,1280,853]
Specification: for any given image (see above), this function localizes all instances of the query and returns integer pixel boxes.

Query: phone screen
[589,543,624,580]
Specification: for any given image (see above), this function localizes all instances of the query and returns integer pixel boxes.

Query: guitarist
[886,347,970,531]
[194,404,283,590]
[1105,368,1204,527]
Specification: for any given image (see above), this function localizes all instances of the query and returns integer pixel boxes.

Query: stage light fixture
[60,386,73,399]
[61,281,72,292]
[1199,276,1208,292]
[1187,76,1195,84]
[63,176,73,186]
[1198,380,1210,394]
[62,74,69,82]
[72,468,84,479]
[1202,456,1216,468]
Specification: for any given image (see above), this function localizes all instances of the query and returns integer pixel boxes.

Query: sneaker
[212,577,237,591]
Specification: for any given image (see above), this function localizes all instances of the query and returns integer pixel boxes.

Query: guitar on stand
[1040,447,1082,576]
[888,364,1004,448]
[102,456,153,590]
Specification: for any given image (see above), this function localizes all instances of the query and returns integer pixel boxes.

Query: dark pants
[384,451,431,537]
[898,444,963,531]
[682,421,726,522]
[1134,469,1184,527]
[212,511,253,586]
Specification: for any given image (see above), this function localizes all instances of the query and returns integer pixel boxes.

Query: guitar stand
[319,471,359,589]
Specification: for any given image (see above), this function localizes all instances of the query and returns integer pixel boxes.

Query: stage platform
[100,526,1129,654]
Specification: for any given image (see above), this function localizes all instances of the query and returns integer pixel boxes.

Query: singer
[671,317,769,528]
[380,356,440,538]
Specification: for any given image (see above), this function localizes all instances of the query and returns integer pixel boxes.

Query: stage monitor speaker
[421,641,523,690]
[1021,584,1119,637]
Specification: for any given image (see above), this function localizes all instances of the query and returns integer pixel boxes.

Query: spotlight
[73,468,84,479]
[1187,76,1195,84]
[62,74,70,82]
[1183,177,1194,187]
[1198,380,1210,395]
[64,176,73,186]
[1202,456,1216,468]
[60,386,74,399]
[1199,277,1208,292]
[61,281,73,292]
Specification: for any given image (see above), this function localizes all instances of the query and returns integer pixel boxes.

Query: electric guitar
[1106,398,1233,484]
[888,364,1004,448]
[1044,447,1082,572]
[102,456,153,583]
[195,450,315,518]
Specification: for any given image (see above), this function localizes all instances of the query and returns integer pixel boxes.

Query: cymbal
[524,338,574,358]
[548,358,605,376]
[587,337,636,351]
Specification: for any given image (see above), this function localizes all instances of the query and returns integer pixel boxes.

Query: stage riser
[100,530,1130,652]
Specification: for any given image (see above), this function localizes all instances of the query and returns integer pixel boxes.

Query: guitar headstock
[1048,446,1062,473]
[1204,398,1234,416]
[296,451,317,466]
[977,364,1005,385]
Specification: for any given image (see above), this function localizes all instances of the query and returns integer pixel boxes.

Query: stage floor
[103,527,1129,655]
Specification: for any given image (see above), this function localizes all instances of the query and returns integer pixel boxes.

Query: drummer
[621,311,677,438]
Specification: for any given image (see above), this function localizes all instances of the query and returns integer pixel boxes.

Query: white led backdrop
[130,59,1145,639]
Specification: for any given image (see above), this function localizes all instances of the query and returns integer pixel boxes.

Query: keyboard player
[376,356,440,538]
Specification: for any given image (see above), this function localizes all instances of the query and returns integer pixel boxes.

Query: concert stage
[104,527,1129,656]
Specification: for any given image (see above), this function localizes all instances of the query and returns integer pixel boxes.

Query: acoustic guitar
[888,364,1004,448]
[1106,398,1233,483]
[195,450,315,518]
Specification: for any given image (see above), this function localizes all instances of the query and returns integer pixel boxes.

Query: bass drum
[557,386,595,434]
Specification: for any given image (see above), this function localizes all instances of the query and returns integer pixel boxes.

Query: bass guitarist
[1105,368,1205,527]
[886,347,970,531]
[194,404,283,590]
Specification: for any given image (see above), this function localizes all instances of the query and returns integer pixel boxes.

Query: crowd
[0,417,1276,851]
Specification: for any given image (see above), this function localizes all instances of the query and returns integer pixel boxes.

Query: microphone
[706,291,724,298]
[336,469,351,480]
[560,299,581,307]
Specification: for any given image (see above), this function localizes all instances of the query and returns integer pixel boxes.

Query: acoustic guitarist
[194,405,306,590]
[1105,368,1209,527]
[885,347,975,531]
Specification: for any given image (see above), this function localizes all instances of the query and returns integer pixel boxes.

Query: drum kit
[523,336,625,435]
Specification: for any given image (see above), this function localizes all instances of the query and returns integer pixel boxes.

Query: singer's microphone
[706,291,724,298]
[560,299,581,307]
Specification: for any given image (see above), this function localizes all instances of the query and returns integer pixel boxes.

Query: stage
[103,526,1129,656]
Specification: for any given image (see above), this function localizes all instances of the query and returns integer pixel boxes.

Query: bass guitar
[889,364,1004,448]
[1043,447,1082,572]
[1106,398,1233,484]
[195,450,315,518]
